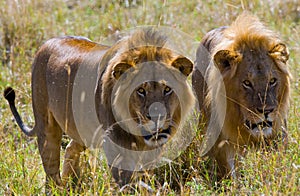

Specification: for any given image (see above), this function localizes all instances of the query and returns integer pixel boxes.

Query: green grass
[0,0,299,195]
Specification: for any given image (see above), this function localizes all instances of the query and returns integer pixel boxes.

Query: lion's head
[101,28,195,149]
[214,46,289,141]
[209,14,290,143]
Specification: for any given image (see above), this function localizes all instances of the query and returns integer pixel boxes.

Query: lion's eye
[164,86,173,96]
[269,78,277,87]
[137,87,146,97]
[242,80,252,89]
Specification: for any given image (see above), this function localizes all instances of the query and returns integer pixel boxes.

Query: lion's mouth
[245,120,273,138]
[142,126,171,147]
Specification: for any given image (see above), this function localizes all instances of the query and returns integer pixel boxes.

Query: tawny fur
[4,28,195,188]
[192,12,291,179]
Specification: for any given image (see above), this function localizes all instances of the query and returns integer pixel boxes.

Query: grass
[0,0,299,195]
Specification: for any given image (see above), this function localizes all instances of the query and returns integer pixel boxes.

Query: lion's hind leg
[37,111,63,191]
[62,140,85,185]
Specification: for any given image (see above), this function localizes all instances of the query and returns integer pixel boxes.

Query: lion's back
[31,36,110,142]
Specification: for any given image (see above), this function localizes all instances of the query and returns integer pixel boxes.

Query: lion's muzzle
[142,126,172,147]
[245,120,273,138]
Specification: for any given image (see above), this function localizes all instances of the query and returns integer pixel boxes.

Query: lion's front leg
[62,140,85,184]
[213,140,239,179]
[111,167,134,186]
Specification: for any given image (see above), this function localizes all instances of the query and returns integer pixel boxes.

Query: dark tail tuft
[4,87,16,103]
[3,87,36,136]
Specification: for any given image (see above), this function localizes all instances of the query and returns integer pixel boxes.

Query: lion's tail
[4,87,36,136]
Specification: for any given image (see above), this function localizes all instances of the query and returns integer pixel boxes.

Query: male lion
[4,28,195,188]
[192,13,290,178]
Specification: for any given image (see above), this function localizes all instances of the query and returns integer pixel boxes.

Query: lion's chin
[142,126,171,148]
[245,120,273,138]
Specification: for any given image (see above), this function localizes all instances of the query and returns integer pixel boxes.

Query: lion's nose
[147,102,167,122]
[146,113,160,124]
[256,106,274,116]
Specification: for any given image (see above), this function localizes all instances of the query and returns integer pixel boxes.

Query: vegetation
[0,0,299,195]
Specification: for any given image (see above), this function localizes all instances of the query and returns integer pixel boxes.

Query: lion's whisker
[106,116,141,132]
[223,95,266,122]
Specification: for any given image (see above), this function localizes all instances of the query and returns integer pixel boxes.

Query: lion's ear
[171,56,193,76]
[269,43,289,63]
[213,50,241,76]
[112,63,132,79]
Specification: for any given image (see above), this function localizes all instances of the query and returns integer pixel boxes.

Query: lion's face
[235,51,288,138]
[129,81,180,147]
[213,43,290,140]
